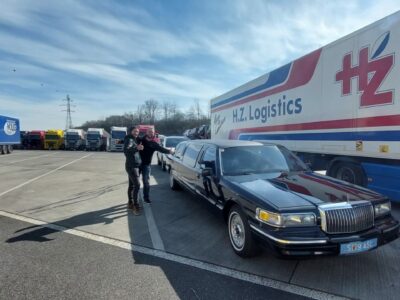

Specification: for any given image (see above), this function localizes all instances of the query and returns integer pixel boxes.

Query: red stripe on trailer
[211,48,322,113]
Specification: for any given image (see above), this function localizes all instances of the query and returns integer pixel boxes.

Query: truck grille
[318,201,374,234]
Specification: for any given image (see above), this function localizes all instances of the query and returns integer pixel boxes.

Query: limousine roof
[188,139,275,148]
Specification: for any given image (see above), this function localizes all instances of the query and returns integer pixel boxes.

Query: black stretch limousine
[168,140,399,257]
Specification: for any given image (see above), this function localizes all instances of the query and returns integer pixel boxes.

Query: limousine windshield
[221,145,308,176]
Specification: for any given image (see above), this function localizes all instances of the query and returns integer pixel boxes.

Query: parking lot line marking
[0,154,92,198]
[3,153,58,164]
[139,191,165,251]
[0,210,348,300]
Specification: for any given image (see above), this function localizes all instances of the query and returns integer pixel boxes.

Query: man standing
[140,128,172,203]
[123,126,144,215]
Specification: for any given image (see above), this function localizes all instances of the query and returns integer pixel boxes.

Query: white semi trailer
[0,115,20,154]
[211,12,400,201]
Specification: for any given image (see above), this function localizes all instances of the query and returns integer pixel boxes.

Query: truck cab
[65,129,86,150]
[109,126,127,152]
[86,128,110,151]
[44,129,65,150]
[27,130,45,150]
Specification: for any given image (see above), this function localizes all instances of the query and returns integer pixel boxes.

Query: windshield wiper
[225,171,255,176]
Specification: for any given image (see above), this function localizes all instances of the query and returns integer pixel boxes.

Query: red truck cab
[27,130,45,149]
[137,125,160,143]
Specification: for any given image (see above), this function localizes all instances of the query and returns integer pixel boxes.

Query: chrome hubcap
[229,212,245,250]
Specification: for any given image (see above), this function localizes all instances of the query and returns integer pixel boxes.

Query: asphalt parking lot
[1,150,400,300]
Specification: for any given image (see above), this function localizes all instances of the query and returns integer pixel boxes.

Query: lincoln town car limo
[168,140,399,257]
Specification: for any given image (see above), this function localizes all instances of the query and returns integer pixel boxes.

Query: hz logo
[213,113,226,135]
[335,32,394,107]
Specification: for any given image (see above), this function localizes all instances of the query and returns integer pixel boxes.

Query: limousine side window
[174,142,187,159]
[200,146,217,173]
[182,143,203,167]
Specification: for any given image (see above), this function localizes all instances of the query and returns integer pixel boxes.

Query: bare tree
[136,105,145,124]
[169,102,177,118]
[192,98,204,120]
[161,101,170,120]
[124,112,135,126]
[144,99,159,124]
[185,105,196,120]
[161,100,180,120]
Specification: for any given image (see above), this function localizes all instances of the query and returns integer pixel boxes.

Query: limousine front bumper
[249,216,399,256]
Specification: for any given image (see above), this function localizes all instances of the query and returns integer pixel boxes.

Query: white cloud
[0,0,398,129]
[196,0,399,73]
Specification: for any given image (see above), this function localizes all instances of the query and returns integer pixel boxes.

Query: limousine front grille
[319,201,374,234]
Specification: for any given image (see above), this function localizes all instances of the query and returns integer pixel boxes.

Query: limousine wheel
[169,171,180,190]
[228,205,259,257]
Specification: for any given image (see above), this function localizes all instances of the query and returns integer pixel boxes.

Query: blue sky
[0,0,398,130]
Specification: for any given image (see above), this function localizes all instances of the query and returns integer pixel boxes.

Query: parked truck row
[18,127,115,151]
[6,124,160,153]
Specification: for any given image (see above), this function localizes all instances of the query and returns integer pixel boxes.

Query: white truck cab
[110,126,127,152]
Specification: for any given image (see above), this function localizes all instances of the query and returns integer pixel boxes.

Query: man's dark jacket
[140,135,170,165]
[123,135,142,169]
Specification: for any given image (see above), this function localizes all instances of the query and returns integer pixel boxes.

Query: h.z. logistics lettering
[232,95,302,123]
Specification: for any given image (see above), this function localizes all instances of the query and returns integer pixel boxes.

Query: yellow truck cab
[44,129,65,150]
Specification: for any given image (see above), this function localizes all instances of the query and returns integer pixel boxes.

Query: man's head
[130,126,139,138]
[146,127,155,138]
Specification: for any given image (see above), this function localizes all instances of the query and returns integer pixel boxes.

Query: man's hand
[137,143,144,151]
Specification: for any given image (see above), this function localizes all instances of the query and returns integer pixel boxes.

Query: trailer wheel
[0,145,4,155]
[6,145,13,154]
[333,162,366,186]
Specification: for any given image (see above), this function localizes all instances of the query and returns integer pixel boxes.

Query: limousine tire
[169,171,180,190]
[228,205,259,257]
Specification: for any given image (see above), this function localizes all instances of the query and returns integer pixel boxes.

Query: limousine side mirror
[202,167,213,177]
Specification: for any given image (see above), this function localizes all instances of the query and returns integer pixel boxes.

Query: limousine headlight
[256,208,316,227]
[374,201,391,218]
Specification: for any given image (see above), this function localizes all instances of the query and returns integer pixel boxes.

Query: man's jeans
[127,167,140,204]
[141,165,151,200]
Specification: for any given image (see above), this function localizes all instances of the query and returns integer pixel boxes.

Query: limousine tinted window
[200,146,217,172]
[202,146,216,163]
[182,143,203,167]
[174,142,188,159]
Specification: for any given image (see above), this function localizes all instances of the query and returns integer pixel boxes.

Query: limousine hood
[227,171,383,210]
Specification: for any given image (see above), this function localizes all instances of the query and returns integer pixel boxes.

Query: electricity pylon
[61,95,75,130]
